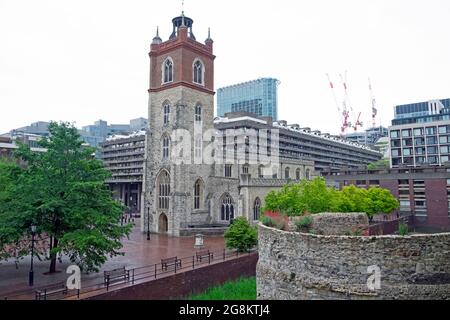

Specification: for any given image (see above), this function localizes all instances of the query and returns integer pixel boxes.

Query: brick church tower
[142,13,216,236]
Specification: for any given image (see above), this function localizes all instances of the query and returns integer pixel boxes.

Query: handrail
[2,247,256,300]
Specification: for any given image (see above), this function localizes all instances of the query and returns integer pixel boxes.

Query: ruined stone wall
[257,223,450,300]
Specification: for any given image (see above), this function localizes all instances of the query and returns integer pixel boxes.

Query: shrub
[398,222,409,236]
[224,217,257,252]
[365,187,399,222]
[295,215,313,232]
[260,211,289,230]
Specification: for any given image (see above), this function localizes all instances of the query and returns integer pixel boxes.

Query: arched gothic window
[258,165,264,178]
[296,168,301,180]
[253,198,261,221]
[163,58,173,83]
[306,168,311,180]
[162,136,170,160]
[195,104,202,122]
[221,195,234,222]
[194,179,203,210]
[285,167,290,179]
[272,166,278,179]
[193,60,203,84]
[163,103,170,125]
[158,171,170,210]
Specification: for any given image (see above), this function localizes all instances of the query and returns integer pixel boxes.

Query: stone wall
[257,222,450,300]
[311,212,369,235]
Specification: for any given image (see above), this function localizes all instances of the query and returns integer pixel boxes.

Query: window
[427,146,437,154]
[194,180,202,210]
[195,104,202,122]
[195,136,202,159]
[296,168,301,180]
[225,165,232,177]
[441,156,449,163]
[305,169,311,180]
[221,195,234,221]
[401,129,411,137]
[163,58,173,83]
[258,166,264,178]
[163,103,170,125]
[390,130,399,138]
[285,167,290,179]
[162,136,170,160]
[440,136,449,144]
[253,198,261,221]
[193,60,203,84]
[272,166,278,179]
[439,126,449,134]
[413,128,423,136]
[441,146,449,154]
[391,149,400,157]
[243,165,249,174]
[403,148,412,156]
[158,171,170,210]
[426,127,436,135]
[426,136,437,145]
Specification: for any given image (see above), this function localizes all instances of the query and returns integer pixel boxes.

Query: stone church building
[141,12,314,236]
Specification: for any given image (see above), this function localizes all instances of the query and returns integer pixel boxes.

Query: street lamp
[147,201,151,241]
[29,225,37,286]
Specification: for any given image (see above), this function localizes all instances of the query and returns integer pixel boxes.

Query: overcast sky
[1,0,449,135]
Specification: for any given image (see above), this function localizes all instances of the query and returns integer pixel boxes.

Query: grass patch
[187,277,256,300]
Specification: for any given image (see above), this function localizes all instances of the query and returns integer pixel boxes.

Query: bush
[295,215,313,232]
[224,217,257,252]
[260,211,289,230]
[398,222,409,236]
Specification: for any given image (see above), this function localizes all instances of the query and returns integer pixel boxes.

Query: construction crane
[339,71,363,132]
[326,73,350,136]
[368,77,378,128]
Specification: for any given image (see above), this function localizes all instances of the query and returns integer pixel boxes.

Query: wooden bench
[104,267,130,287]
[196,250,213,263]
[161,256,182,271]
[35,283,68,300]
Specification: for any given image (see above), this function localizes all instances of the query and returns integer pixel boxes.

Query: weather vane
[182,0,185,14]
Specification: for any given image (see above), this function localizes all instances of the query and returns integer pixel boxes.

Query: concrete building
[215,112,383,173]
[100,131,146,213]
[323,165,450,231]
[217,78,280,120]
[345,126,388,147]
[0,133,47,159]
[389,98,450,168]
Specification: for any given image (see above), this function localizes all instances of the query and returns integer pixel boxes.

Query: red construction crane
[326,73,350,136]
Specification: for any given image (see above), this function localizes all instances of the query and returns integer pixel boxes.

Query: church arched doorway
[158,213,168,233]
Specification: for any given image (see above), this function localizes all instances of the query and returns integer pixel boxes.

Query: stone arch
[253,197,261,221]
[156,169,170,210]
[158,213,168,233]
[162,57,173,84]
[193,178,205,210]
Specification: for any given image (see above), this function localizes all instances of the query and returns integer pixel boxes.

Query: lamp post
[147,201,151,241]
[28,225,36,286]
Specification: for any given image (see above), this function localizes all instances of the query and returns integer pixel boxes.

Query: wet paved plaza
[0,220,225,299]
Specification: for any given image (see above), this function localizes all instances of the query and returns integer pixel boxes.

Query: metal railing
[2,247,255,300]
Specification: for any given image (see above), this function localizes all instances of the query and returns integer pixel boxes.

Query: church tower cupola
[169,12,196,40]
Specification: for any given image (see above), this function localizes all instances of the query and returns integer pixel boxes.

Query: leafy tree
[224,217,257,252]
[367,159,389,170]
[365,187,399,221]
[0,122,132,273]
[263,177,339,216]
[335,185,370,213]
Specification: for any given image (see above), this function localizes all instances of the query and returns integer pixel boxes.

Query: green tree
[335,185,370,213]
[367,159,389,170]
[224,217,257,252]
[364,186,399,221]
[263,177,339,216]
[0,122,132,273]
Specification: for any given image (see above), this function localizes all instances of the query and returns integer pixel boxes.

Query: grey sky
[1,0,449,135]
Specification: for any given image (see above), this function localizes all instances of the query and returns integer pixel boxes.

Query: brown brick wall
[424,179,450,229]
[87,253,258,300]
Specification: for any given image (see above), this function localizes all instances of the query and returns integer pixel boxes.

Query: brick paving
[0,220,225,299]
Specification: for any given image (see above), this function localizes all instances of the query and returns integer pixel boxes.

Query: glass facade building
[393,98,450,122]
[217,78,280,120]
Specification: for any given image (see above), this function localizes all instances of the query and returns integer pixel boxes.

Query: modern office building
[99,131,146,213]
[393,98,450,123]
[389,98,450,168]
[323,165,450,231]
[215,112,382,173]
[0,134,47,159]
[345,126,388,146]
[217,78,280,120]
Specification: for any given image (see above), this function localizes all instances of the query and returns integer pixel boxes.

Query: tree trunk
[49,237,59,273]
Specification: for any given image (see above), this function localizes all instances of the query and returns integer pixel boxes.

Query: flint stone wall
[257,219,450,300]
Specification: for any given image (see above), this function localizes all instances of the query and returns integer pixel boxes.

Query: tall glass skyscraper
[217,78,280,120]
